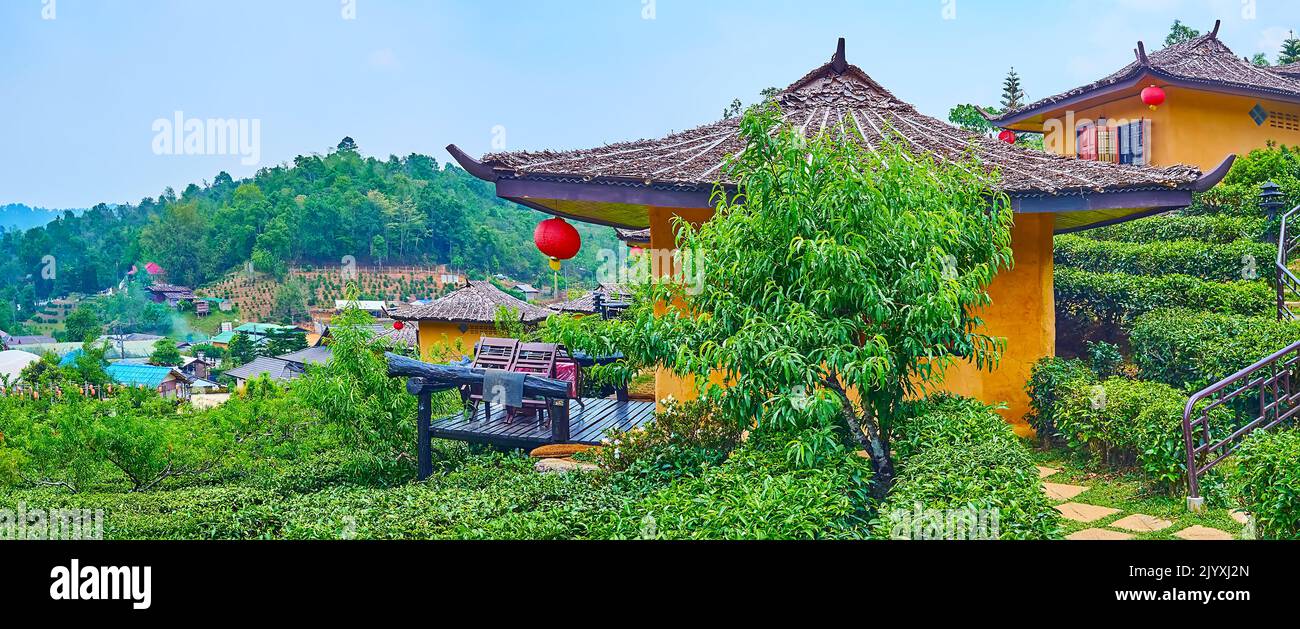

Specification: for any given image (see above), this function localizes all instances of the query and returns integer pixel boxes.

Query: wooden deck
[430,398,656,449]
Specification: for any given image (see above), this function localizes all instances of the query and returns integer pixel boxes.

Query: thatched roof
[995,21,1300,123]
[465,40,1209,197]
[552,283,632,314]
[391,281,554,324]
[448,39,1228,234]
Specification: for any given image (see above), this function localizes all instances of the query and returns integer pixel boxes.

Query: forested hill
[0,139,618,306]
[0,204,83,231]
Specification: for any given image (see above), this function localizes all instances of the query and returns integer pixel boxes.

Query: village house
[391,280,555,360]
[513,283,540,302]
[992,21,1292,175]
[104,363,193,398]
[145,283,197,307]
[445,39,1231,430]
[552,283,633,318]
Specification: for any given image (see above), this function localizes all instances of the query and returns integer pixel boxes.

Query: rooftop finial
[1136,41,1149,65]
[1211,19,1221,38]
[831,37,847,73]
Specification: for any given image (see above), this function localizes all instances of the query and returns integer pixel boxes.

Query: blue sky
[3,0,1299,208]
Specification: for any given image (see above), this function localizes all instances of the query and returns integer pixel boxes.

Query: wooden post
[408,378,434,481]
[550,397,571,442]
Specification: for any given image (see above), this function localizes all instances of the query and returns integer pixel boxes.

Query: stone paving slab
[1067,528,1135,540]
[1230,510,1251,525]
[1056,502,1122,523]
[1043,482,1089,501]
[1173,525,1234,541]
[1036,466,1061,479]
[1110,513,1173,533]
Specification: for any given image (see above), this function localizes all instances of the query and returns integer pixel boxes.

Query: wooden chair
[505,342,561,424]
[462,337,519,421]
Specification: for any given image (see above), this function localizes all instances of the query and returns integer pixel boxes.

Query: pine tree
[1281,32,1300,65]
[1001,68,1026,111]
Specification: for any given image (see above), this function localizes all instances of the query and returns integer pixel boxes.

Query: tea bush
[878,395,1059,540]
[1054,236,1275,282]
[1054,378,1231,492]
[1231,429,1300,540]
[1129,308,1300,391]
[1083,214,1268,244]
[1025,357,1097,441]
[590,398,743,484]
[1054,268,1272,323]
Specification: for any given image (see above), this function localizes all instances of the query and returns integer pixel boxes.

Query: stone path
[1038,465,1238,541]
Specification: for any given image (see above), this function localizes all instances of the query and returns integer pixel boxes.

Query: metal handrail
[1277,204,1300,320]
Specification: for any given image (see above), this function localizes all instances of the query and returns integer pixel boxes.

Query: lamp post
[1260,181,1286,221]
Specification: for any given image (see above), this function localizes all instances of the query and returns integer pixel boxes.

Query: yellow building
[447,39,1229,430]
[391,280,554,361]
[994,21,1285,178]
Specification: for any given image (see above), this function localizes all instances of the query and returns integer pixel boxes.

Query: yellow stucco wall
[415,321,496,362]
[647,206,1055,433]
[1036,86,1300,170]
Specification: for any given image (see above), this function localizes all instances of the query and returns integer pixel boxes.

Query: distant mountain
[0,204,85,231]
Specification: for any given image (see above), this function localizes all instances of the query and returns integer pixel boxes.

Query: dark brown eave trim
[991,66,1300,127]
[1054,206,1176,235]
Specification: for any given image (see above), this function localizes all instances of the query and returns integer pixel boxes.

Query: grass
[1031,448,1246,540]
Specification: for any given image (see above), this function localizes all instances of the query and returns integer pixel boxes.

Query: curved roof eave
[449,142,1233,231]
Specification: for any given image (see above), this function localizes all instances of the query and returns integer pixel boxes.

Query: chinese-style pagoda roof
[390,281,555,324]
[994,21,1300,125]
[449,38,1230,234]
[552,283,633,315]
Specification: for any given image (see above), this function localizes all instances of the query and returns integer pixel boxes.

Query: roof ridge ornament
[831,37,848,74]
[1211,19,1221,39]
[1136,41,1150,66]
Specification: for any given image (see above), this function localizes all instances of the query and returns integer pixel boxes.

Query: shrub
[1083,214,1268,244]
[1054,235,1275,282]
[1129,309,1300,391]
[1025,357,1097,441]
[892,394,1015,461]
[596,447,873,540]
[1055,377,1230,492]
[1085,340,1124,378]
[1054,268,1273,323]
[590,399,743,484]
[1232,429,1300,540]
[879,395,1058,540]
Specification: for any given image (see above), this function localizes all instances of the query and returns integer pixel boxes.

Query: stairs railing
[1182,203,1300,511]
[1276,204,1300,320]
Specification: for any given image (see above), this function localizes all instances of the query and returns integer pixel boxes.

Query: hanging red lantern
[393,320,404,331]
[1141,85,1166,111]
[997,129,1017,144]
[533,217,581,269]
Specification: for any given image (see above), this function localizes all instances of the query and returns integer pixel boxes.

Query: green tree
[1000,68,1026,110]
[149,338,183,367]
[1281,32,1300,65]
[266,327,307,356]
[948,104,998,134]
[1252,52,1273,67]
[614,106,1014,498]
[226,332,257,368]
[64,304,104,343]
[1164,20,1200,47]
[270,279,310,324]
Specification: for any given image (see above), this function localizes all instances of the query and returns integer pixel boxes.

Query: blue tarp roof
[105,363,180,388]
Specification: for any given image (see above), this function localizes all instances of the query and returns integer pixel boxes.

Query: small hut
[391,280,555,359]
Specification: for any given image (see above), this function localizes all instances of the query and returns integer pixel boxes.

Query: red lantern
[1141,85,1166,111]
[533,217,581,263]
[997,130,1016,144]
[393,320,404,331]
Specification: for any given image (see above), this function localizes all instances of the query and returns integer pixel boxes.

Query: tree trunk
[823,376,895,500]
